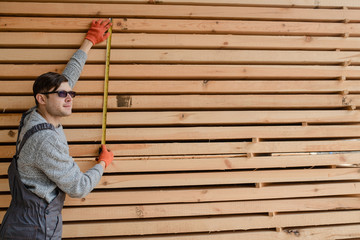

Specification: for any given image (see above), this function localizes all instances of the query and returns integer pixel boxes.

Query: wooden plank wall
[1,0,360,239]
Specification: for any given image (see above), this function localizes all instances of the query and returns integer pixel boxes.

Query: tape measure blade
[101,21,112,145]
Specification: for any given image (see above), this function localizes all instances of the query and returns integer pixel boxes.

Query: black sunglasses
[41,90,76,98]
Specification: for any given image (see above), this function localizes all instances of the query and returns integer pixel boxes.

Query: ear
[36,93,47,105]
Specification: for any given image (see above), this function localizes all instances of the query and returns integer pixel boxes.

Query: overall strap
[16,123,55,157]
[15,108,34,150]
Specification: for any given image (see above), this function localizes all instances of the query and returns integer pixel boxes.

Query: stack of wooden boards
[1,0,360,239]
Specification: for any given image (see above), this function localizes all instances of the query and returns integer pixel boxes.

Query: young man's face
[44,82,73,118]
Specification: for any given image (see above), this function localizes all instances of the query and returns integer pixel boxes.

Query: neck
[36,107,60,128]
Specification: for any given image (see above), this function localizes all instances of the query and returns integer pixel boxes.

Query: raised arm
[62,19,112,88]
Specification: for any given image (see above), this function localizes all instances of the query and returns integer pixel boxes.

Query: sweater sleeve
[62,49,88,89]
[35,134,104,198]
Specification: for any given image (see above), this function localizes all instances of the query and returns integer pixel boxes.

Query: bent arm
[36,135,104,198]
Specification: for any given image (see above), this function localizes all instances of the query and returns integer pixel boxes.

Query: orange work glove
[85,19,112,45]
[98,144,114,168]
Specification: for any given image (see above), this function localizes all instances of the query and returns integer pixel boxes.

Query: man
[0,19,114,239]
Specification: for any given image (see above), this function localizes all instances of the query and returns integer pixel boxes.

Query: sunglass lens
[69,91,76,98]
[57,91,68,97]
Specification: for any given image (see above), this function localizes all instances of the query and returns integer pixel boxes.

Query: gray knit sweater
[17,49,104,203]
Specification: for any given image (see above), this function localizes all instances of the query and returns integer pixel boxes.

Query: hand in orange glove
[85,19,112,45]
[98,144,114,168]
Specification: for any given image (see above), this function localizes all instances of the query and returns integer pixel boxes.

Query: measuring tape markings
[101,18,113,146]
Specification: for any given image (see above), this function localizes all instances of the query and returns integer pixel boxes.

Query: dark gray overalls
[0,110,65,239]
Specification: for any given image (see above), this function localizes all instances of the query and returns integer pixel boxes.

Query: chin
[62,109,72,116]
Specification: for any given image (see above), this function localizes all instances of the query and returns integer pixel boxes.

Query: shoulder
[23,128,61,154]
[21,108,47,133]
[24,129,71,169]
[35,128,67,151]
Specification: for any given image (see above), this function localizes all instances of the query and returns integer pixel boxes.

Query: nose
[65,93,72,102]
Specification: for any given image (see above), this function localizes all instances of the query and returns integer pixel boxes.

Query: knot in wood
[285,229,300,237]
[8,130,16,138]
[342,96,352,106]
[135,206,144,218]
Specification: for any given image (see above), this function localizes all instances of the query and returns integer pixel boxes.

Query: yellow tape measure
[101,19,112,145]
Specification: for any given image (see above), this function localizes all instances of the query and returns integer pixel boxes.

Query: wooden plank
[108,49,360,65]
[0,49,106,63]
[104,110,360,125]
[1,152,359,174]
[0,130,17,143]
[5,49,360,66]
[0,32,106,47]
[2,182,359,207]
[67,182,360,206]
[4,80,360,95]
[3,17,360,36]
[2,168,356,191]
[51,125,360,142]
[0,17,93,31]
[4,0,360,9]
[109,65,360,79]
[114,18,360,36]
[105,109,360,126]
[0,32,85,47]
[7,48,360,65]
[61,210,360,237]
[58,197,360,221]
[0,64,105,79]
[5,125,360,143]
[0,113,20,127]
[58,224,360,240]
[3,168,359,191]
[75,140,360,157]
[3,110,360,127]
[3,64,360,79]
[0,179,8,192]
[5,32,360,51]
[1,18,360,37]
[111,34,360,50]
[78,153,360,173]
[107,95,350,110]
[95,168,360,189]
[2,2,360,21]
[144,0,360,8]
[0,81,33,95]
[1,139,360,158]
[0,163,8,176]
[2,94,356,111]
[43,182,360,206]
[108,80,360,94]
[99,125,360,141]
[0,146,14,159]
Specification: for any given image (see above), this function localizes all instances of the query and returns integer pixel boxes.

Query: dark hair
[33,72,68,106]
